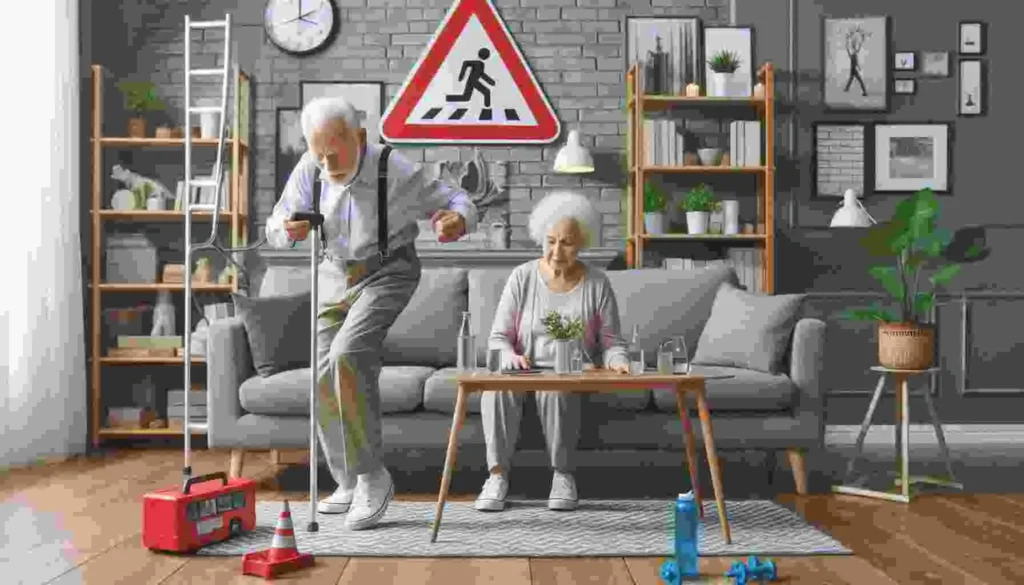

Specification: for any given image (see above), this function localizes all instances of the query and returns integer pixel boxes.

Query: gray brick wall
[815,125,865,198]
[131,0,728,249]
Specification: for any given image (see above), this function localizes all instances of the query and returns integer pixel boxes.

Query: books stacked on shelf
[729,121,762,167]
[173,174,230,211]
[108,335,183,358]
[167,388,207,430]
[642,118,685,166]
[662,249,761,291]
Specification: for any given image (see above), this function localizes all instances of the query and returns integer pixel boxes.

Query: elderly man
[476,190,629,513]
[266,97,478,530]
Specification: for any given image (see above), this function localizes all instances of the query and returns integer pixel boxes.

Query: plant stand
[833,366,963,503]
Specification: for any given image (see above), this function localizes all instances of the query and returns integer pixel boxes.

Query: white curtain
[1,0,86,468]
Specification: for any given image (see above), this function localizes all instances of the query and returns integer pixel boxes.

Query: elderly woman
[476,190,630,513]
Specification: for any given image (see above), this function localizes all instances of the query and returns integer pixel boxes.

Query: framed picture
[812,122,868,199]
[894,51,915,71]
[275,108,304,202]
[703,26,755,97]
[920,51,950,77]
[958,59,985,116]
[625,16,702,95]
[874,123,950,193]
[300,81,386,144]
[959,22,986,55]
[822,16,890,111]
[894,79,916,95]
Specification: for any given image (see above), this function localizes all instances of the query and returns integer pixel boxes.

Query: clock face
[265,0,338,55]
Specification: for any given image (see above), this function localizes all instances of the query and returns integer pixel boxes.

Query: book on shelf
[729,121,762,167]
[661,249,760,291]
[643,118,686,166]
[174,175,230,211]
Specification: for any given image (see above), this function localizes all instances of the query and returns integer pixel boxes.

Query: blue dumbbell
[660,558,680,585]
[725,556,777,584]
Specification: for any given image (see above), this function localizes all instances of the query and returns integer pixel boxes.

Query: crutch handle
[291,211,325,227]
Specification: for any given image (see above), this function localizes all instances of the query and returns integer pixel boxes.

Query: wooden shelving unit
[88,64,252,447]
[625,62,776,293]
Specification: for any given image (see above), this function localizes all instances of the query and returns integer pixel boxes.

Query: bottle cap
[678,490,694,500]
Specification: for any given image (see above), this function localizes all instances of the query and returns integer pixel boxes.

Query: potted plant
[643,182,668,235]
[116,80,164,138]
[542,311,584,374]
[680,184,720,235]
[842,188,988,370]
[707,50,742,97]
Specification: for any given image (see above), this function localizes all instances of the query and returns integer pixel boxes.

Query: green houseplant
[680,184,720,235]
[707,50,742,97]
[543,311,584,374]
[116,80,164,138]
[643,182,668,235]
[842,188,987,369]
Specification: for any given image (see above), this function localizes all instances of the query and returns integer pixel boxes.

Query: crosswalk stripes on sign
[420,106,521,123]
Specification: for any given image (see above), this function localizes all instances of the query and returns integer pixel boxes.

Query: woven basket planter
[878,323,935,370]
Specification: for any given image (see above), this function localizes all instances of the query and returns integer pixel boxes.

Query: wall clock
[264,0,339,56]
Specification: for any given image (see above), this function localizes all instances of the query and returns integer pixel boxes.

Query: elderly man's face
[544,218,583,269]
[309,118,366,184]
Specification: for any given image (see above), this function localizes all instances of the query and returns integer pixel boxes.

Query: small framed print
[920,51,950,77]
[874,123,950,193]
[894,51,916,71]
[894,79,916,95]
[958,59,985,116]
[959,21,985,55]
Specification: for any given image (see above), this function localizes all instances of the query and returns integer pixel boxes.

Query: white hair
[528,190,602,250]
[300,96,359,143]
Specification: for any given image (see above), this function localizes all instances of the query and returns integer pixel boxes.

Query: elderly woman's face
[544,218,583,269]
[309,119,365,184]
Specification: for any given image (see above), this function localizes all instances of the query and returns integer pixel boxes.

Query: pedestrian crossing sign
[379,0,561,144]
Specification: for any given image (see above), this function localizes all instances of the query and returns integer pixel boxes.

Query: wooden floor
[3,449,1024,584]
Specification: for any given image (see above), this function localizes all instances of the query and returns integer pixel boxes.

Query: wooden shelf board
[98,427,207,437]
[640,165,769,174]
[99,357,205,365]
[96,210,236,221]
[96,137,248,149]
[96,283,234,292]
[629,95,767,111]
[640,234,767,241]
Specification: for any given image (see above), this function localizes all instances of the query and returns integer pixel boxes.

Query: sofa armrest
[206,316,255,446]
[789,318,826,427]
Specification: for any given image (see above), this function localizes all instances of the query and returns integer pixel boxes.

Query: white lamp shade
[553,129,594,173]
[830,189,876,227]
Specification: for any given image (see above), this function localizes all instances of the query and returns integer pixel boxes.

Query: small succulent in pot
[707,50,742,74]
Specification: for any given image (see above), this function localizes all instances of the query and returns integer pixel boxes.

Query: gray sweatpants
[480,390,582,473]
[314,251,421,482]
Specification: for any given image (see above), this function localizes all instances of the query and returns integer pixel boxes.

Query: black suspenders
[311,144,393,260]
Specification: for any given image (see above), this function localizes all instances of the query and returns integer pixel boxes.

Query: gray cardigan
[488,259,629,369]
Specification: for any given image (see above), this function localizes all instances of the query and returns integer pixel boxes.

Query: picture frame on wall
[821,16,890,111]
[703,26,755,97]
[624,16,702,95]
[958,21,986,55]
[920,51,950,77]
[958,59,985,116]
[874,123,950,193]
[894,79,916,95]
[894,51,915,71]
[275,107,303,203]
[812,122,869,199]
[300,81,386,144]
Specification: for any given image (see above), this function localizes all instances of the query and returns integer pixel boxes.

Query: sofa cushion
[422,367,483,414]
[651,366,796,412]
[468,268,514,364]
[238,365,433,415]
[692,283,805,374]
[382,268,467,367]
[231,292,310,377]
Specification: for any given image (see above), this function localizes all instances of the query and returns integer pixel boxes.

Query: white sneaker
[475,473,509,512]
[548,471,578,511]
[318,475,358,514]
[345,467,394,531]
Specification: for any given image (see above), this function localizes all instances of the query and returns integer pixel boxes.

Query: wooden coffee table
[429,369,734,544]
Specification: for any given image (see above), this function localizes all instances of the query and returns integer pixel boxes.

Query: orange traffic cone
[242,500,314,578]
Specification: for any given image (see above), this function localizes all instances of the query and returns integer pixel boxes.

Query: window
[186,502,199,521]
[217,494,234,511]
[198,499,216,518]
[232,492,245,509]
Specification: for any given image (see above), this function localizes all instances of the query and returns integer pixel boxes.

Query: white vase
[553,340,572,374]
[200,111,218,139]
[146,196,164,211]
[722,200,740,235]
[709,72,732,97]
[644,212,666,235]
[686,211,710,234]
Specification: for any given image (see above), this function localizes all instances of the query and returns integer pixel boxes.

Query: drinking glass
[672,335,691,374]
[657,339,675,374]
[486,348,502,373]
[570,341,584,374]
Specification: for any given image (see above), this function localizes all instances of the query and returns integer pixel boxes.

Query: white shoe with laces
[317,476,358,514]
[548,470,578,511]
[345,467,394,531]
[475,473,509,512]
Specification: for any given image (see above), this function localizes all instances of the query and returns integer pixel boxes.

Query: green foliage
[116,81,164,114]
[707,50,742,73]
[542,311,584,341]
[643,182,667,212]
[680,184,720,212]
[131,182,153,209]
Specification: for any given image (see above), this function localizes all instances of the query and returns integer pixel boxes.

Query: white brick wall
[815,125,865,198]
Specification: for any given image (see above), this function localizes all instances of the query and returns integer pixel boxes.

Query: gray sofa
[207,263,825,494]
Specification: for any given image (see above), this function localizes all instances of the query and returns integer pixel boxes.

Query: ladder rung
[189,106,223,114]
[190,68,226,77]
[189,20,227,29]
[189,204,218,212]
[190,178,219,187]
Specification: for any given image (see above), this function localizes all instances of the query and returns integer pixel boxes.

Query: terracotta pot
[878,322,935,370]
[127,117,146,138]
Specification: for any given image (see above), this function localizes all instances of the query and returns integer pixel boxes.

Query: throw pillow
[231,292,311,377]
[691,282,805,374]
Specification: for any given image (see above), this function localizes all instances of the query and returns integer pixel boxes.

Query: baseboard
[826,424,1024,445]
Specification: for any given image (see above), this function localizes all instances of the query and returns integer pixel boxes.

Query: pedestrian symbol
[379,0,560,144]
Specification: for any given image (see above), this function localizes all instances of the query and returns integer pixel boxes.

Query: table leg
[897,374,910,501]
[843,375,886,484]
[431,383,468,543]
[695,387,730,544]
[922,387,962,488]
[675,387,703,519]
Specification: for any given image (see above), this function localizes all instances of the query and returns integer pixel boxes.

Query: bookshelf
[625,62,776,294]
[88,64,252,447]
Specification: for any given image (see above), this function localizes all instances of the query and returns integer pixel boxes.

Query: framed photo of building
[275,107,304,202]
[812,122,868,199]
[821,16,890,111]
[958,59,985,116]
[300,81,386,144]
[920,51,950,77]
[625,16,702,95]
[874,123,950,193]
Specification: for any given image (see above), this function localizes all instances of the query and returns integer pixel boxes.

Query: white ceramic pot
[489,222,508,249]
[146,196,164,211]
[686,211,710,234]
[200,112,218,139]
[722,200,740,235]
[709,72,733,97]
[644,212,666,235]
[553,339,572,374]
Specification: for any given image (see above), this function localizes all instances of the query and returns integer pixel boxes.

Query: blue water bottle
[674,491,700,578]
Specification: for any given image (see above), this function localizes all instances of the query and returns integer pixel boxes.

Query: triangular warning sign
[380,0,560,144]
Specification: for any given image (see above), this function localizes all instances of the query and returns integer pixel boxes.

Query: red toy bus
[143,472,257,552]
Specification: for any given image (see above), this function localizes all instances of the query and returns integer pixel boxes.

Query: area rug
[197,499,851,557]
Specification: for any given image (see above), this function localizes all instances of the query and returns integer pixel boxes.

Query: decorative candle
[753,83,765,98]
[686,83,701,97]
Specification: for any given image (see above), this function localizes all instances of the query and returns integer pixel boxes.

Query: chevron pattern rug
[196,499,850,557]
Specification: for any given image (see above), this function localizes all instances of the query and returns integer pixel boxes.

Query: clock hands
[274,8,320,27]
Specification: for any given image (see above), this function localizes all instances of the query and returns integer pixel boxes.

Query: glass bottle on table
[672,335,691,374]
[628,324,645,375]
[457,311,475,372]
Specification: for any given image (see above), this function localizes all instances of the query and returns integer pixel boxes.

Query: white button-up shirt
[266,142,479,260]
